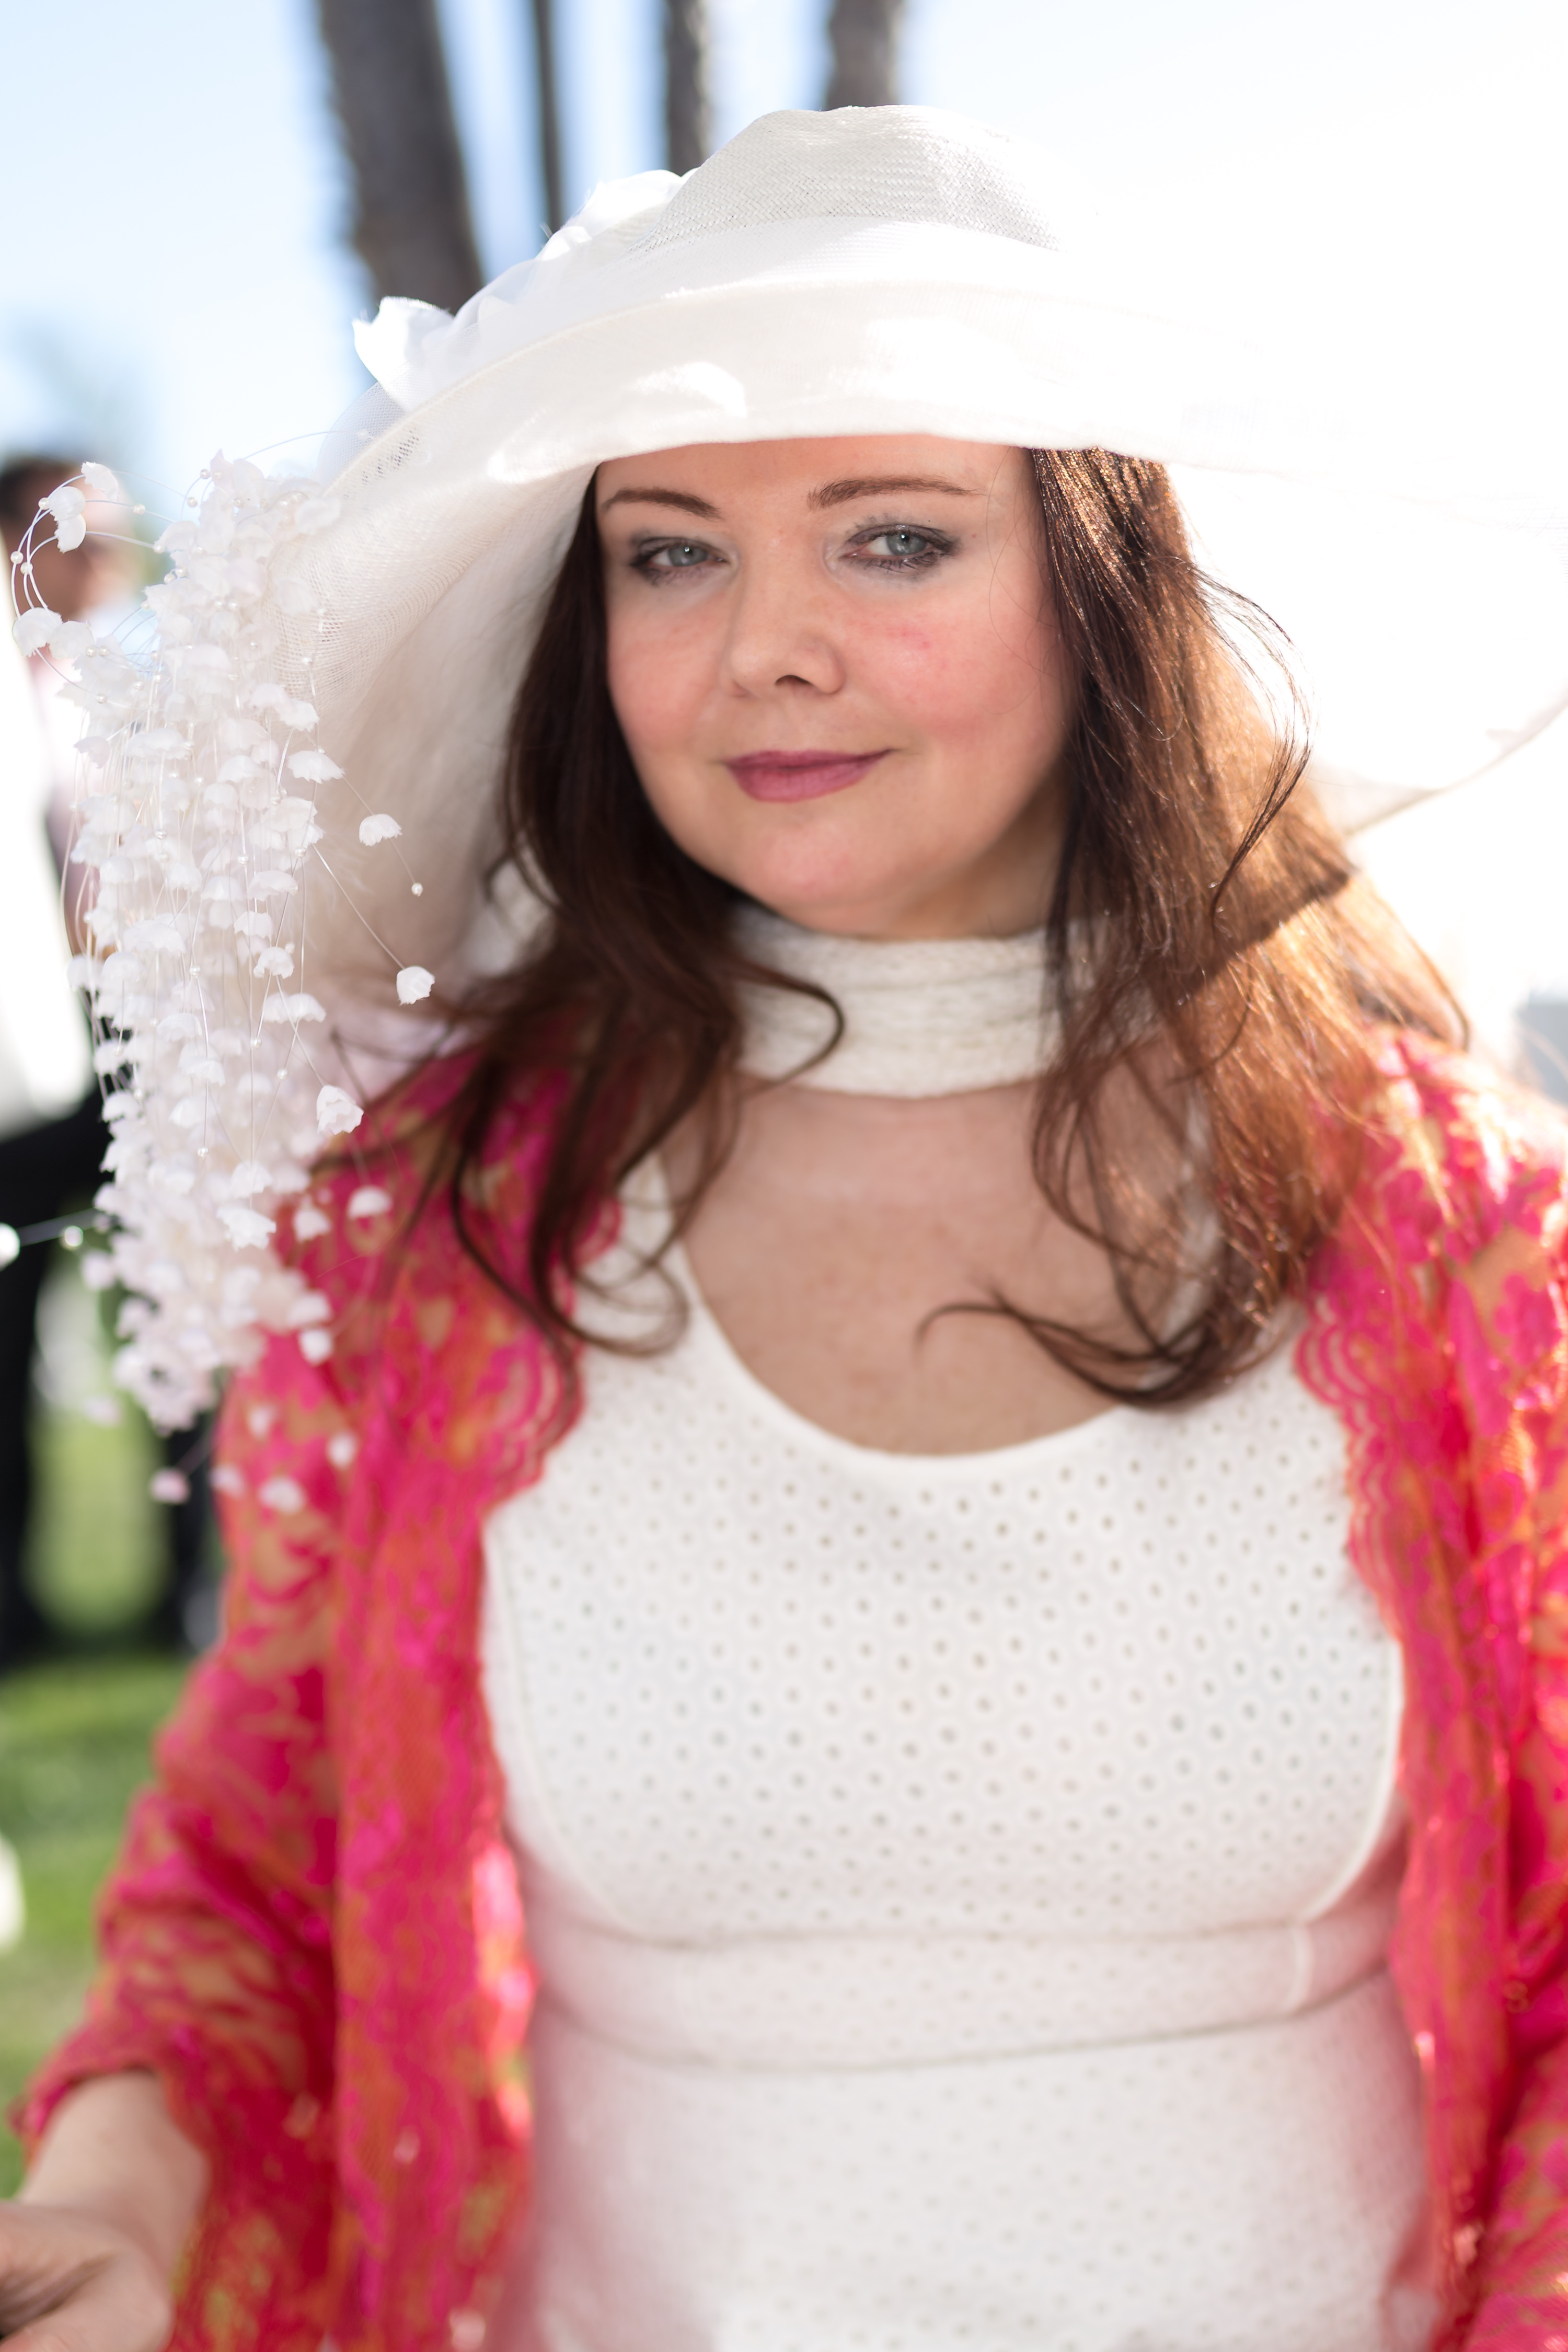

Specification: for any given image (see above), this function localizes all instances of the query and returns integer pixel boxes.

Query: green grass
[0,1655,187,2193]
[0,1251,202,2191]
[26,1406,166,1635]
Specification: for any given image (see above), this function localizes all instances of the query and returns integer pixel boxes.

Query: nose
[719,548,846,700]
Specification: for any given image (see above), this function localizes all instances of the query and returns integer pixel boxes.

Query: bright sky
[5,0,1566,1037]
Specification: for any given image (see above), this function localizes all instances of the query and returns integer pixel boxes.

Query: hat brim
[275,217,1568,1014]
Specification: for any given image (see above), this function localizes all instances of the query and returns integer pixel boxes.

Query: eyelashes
[627,522,958,583]
[630,538,718,582]
[849,525,953,571]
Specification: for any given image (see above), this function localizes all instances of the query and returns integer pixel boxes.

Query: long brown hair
[437,449,1458,1406]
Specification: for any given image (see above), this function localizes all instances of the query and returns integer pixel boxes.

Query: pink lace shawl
[20,1037,1568,2349]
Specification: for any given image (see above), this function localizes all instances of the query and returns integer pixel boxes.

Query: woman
[6,106,1568,2352]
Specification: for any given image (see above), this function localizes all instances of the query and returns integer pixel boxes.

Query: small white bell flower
[12,605,60,656]
[290,750,342,783]
[218,1204,277,1250]
[316,1085,364,1137]
[43,483,87,550]
[259,1475,307,1515]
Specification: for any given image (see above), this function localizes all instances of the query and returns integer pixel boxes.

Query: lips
[725,749,888,804]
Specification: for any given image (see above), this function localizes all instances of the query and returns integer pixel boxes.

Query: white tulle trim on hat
[10,460,438,1428]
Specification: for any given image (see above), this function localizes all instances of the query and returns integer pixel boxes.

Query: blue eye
[856,526,950,569]
[637,539,713,577]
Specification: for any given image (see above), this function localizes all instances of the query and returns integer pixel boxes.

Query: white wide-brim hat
[20,105,1567,1423]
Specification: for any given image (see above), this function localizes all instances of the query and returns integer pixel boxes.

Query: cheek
[605,597,717,762]
[854,599,1065,758]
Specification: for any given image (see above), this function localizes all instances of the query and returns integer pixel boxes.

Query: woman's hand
[0,2201,172,2348]
[0,2073,207,2349]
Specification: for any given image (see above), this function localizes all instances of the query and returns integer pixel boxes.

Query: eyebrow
[599,487,721,518]
[598,473,980,523]
[807,475,979,509]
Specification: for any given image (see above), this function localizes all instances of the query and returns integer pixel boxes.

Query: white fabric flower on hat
[218,1204,277,1249]
[259,1474,307,1514]
[316,1085,364,1136]
[290,750,342,783]
[11,605,60,655]
[49,447,434,1427]
[43,483,87,550]
[248,683,318,731]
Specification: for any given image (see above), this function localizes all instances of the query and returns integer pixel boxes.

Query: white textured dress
[480,919,1434,2352]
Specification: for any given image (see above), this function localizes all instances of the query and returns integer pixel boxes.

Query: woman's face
[597,436,1074,939]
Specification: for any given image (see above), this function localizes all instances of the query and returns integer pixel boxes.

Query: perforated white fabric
[521,1980,1429,2352]
[481,1202,1431,2350]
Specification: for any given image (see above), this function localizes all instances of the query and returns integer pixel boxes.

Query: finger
[0,2250,171,2352]
[0,2250,108,2337]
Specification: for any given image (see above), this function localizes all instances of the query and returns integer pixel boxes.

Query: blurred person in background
[0,458,211,1662]
[0,455,106,1665]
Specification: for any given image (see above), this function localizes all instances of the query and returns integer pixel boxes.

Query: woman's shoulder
[289,1051,565,1265]
[1362,1030,1568,1259]
[1363,1025,1561,1214]
[237,1053,572,1412]
[1303,1035,1568,1460]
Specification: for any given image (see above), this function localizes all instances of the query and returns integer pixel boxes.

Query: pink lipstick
[725,749,887,804]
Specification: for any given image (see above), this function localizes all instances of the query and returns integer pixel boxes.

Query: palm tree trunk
[824,0,907,108]
[529,0,567,232]
[315,0,483,310]
[664,0,711,175]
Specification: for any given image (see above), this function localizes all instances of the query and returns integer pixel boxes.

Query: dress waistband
[521,1872,1402,2071]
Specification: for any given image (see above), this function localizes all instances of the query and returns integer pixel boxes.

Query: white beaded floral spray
[10,456,434,1431]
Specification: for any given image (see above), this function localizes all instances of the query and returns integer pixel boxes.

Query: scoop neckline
[632,1166,1133,1475]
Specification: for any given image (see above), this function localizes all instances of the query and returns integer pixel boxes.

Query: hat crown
[637,106,1069,256]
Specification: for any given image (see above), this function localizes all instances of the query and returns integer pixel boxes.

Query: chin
[711,813,916,935]
[729,858,912,939]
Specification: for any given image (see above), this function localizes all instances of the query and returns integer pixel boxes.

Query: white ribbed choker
[734,905,1058,1098]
